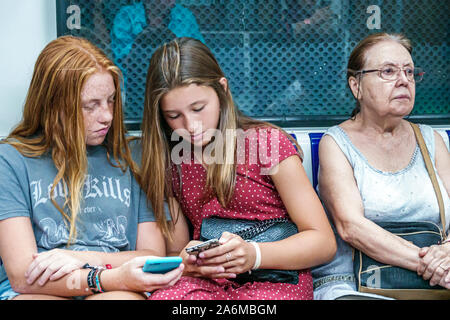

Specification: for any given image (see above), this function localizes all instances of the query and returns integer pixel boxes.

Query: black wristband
[83,264,105,294]
[87,268,99,293]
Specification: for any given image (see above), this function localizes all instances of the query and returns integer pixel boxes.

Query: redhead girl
[0,36,183,300]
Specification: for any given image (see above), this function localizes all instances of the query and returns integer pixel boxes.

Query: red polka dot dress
[150,127,313,300]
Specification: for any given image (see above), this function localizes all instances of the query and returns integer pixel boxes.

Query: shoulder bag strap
[234,218,290,240]
[410,122,447,240]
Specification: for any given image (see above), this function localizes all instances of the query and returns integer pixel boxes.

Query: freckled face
[160,84,222,147]
[80,71,116,146]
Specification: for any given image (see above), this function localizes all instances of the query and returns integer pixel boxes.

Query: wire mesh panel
[57,0,449,127]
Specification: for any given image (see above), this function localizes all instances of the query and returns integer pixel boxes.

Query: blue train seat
[308,132,325,190]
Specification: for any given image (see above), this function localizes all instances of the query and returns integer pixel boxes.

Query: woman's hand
[115,256,184,293]
[417,243,450,289]
[197,232,256,276]
[25,249,86,286]
[180,240,236,279]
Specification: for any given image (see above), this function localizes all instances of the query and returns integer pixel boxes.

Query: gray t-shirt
[0,143,155,283]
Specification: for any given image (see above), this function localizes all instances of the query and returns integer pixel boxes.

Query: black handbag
[353,123,450,300]
[200,217,300,284]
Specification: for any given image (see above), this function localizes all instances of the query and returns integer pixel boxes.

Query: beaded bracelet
[83,264,106,294]
[95,269,105,293]
[86,268,98,293]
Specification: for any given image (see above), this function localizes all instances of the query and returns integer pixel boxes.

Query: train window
[57,0,449,129]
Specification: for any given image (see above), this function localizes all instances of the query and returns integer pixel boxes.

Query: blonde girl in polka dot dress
[137,37,336,300]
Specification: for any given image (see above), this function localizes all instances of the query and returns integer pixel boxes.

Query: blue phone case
[142,257,182,273]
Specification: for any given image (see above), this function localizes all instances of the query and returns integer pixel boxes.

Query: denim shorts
[313,274,392,300]
[0,279,19,300]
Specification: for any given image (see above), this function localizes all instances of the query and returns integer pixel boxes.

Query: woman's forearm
[258,230,337,270]
[339,218,420,272]
[67,249,162,268]
[13,268,93,297]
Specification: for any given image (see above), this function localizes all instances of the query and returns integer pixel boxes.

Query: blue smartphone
[142,257,182,274]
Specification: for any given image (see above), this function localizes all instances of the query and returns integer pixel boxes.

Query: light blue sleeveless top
[312,124,449,299]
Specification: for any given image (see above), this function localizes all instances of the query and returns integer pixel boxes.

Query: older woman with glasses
[311,33,450,300]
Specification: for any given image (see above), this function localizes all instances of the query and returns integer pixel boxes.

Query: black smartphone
[185,238,220,255]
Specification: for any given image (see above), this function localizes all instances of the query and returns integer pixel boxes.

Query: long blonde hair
[3,36,136,244]
[141,37,302,238]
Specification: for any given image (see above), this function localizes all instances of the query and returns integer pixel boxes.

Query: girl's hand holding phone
[197,232,256,276]
[111,256,184,293]
[181,240,236,279]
